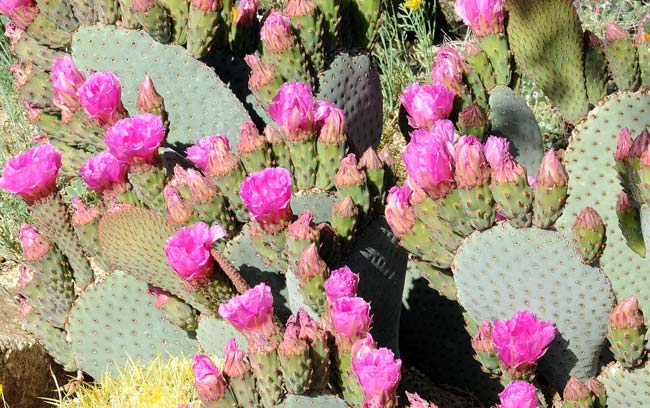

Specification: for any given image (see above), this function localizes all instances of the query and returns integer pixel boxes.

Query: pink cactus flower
[235,0,257,28]
[19,224,50,262]
[51,56,86,117]
[324,265,360,303]
[77,71,127,127]
[492,311,556,376]
[484,135,510,168]
[223,337,251,378]
[609,295,644,330]
[410,119,458,159]
[260,11,295,52]
[268,81,315,141]
[192,354,228,402]
[432,46,466,95]
[314,100,346,144]
[164,186,193,225]
[245,54,275,89]
[351,334,377,360]
[385,185,418,237]
[330,296,372,351]
[403,132,455,199]
[239,167,293,233]
[80,150,129,194]
[165,222,227,281]
[218,283,277,351]
[287,210,318,241]
[352,347,402,406]
[492,155,525,184]
[498,381,540,408]
[454,135,491,188]
[400,83,454,129]
[454,0,505,37]
[0,0,37,29]
[187,135,240,177]
[104,114,165,166]
[0,144,62,204]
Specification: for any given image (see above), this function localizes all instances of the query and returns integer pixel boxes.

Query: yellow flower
[405,0,422,11]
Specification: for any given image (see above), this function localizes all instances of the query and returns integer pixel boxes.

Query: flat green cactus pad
[317,52,383,155]
[71,25,251,150]
[277,393,349,407]
[291,190,336,224]
[557,89,650,319]
[453,224,614,388]
[67,270,197,379]
[489,85,545,175]
[196,315,247,356]
[599,362,650,406]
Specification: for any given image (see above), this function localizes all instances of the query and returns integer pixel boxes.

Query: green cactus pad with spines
[290,190,336,224]
[67,270,197,379]
[407,257,457,300]
[488,85,544,175]
[317,52,382,155]
[70,0,97,24]
[223,224,287,274]
[35,112,106,150]
[132,2,173,43]
[12,33,64,70]
[599,362,650,406]
[71,25,251,151]
[196,315,247,355]
[117,0,142,29]
[98,206,208,314]
[22,312,77,372]
[453,224,615,387]
[277,393,348,407]
[505,0,589,122]
[35,0,79,32]
[556,90,650,319]
[186,6,220,58]
[95,0,119,24]
[605,36,641,92]
[25,14,72,48]
[128,167,167,216]
[53,143,94,179]
[158,0,189,45]
[617,202,645,257]
[584,31,609,105]
[639,42,650,86]
[15,66,54,110]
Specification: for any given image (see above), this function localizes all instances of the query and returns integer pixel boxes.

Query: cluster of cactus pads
[4,0,650,406]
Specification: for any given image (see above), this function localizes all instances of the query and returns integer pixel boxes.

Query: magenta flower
[0,0,37,29]
[235,0,257,28]
[104,114,165,166]
[164,222,226,281]
[239,167,293,233]
[454,0,505,37]
[187,135,240,177]
[492,311,556,375]
[400,83,454,129]
[351,334,377,360]
[484,135,510,168]
[51,56,86,118]
[192,354,228,402]
[454,135,491,188]
[19,224,50,262]
[223,338,251,378]
[268,81,315,141]
[330,296,372,351]
[314,100,346,143]
[80,150,129,194]
[324,265,360,303]
[260,11,294,52]
[432,46,466,95]
[385,185,418,237]
[352,347,402,406]
[403,132,455,199]
[77,71,126,127]
[410,119,458,159]
[498,381,540,408]
[0,144,62,204]
[218,283,277,351]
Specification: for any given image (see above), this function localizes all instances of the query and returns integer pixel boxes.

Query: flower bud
[406,392,438,408]
[574,207,603,230]
[239,167,293,233]
[471,321,495,354]
[330,296,372,351]
[0,0,38,29]
[351,334,377,360]
[359,147,383,171]
[192,0,220,12]
[431,46,466,95]
[536,150,567,187]
[378,146,395,168]
[334,195,358,218]
[484,135,509,168]
[136,74,164,114]
[279,322,309,356]
[165,222,226,281]
[147,285,172,309]
[630,129,650,158]
[400,83,454,129]
[314,100,346,144]
[492,155,526,184]
[51,56,86,116]
[71,196,101,226]
[563,376,592,403]
[234,0,257,28]
[296,243,328,280]
[385,185,418,237]
[287,210,319,242]
[454,135,491,188]
[634,12,650,45]
[192,354,228,402]
[616,190,633,212]
[334,154,366,188]
[457,103,488,136]
[173,165,214,204]
[187,135,240,177]
[19,224,50,262]
[609,295,644,330]
[237,120,266,153]
[0,144,62,204]
[244,54,275,89]
[614,128,633,160]
[223,337,251,378]
[133,0,155,12]
[455,0,505,37]
[263,124,283,145]
[324,265,359,303]
[605,22,629,43]
[77,71,127,127]
[403,131,455,199]
[164,185,193,225]
[498,381,540,408]
[260,11,295,52]
[586,378,606,398]
[268,81,315,141]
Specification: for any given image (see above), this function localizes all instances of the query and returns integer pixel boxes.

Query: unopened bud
[536,150,568,187]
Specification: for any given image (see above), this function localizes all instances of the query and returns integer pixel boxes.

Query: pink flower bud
[563,376,591,402]
[132,0,155,12]
[0,0,37,29]
[51,56,86,116]
[385,185,418,237]
[642,150,650,167]
[263,124,283,145]
[104,114,166,166]
[527,176,537,189]
[314,100,346,144]
[165,222,226,281]
[192,355,228,402]
[458,103,488,132]
[492,311,556,375]
[171,165,214,204]
[492,155,525,184]
[574,207,603,230]
[617,190,632,212]
[296,243,328,280]
[330,296,372,350]
[268,81,315,141]
[24,100,41,121]
[634,13,650,45]
[80,150,129,194]
[351,334,377,360]
[237,120,265,153]
[403,132,455,199]
[630,129,650,158]
[586,378,606,398]
[218,283,277,351]
[411,119,458,159]
[16,264,35,291]
[70,196,101,226]
[333,195,358,218]
[245,54,275,89]
[498,381,540,408]
[279,321,309,356]
[287,210,319,241]
[432,46,466,95]
[77,71,127,127]
[536,150,567,187]
[609,295,644,330]
[18,296,33,318]
[239,167,293,233]
[614,128,633,160]
[192,0,219,12]
[136,74,164,114]
[400,83,454,129]
[19,224,50,262]
[187,135,240,177]
[454,135,490,188]
[147,285,172,309]
[464,40,483,57]
[334,154,366,187]
[235,0,257,28]
[223,337,251,378]
[294,308,328,344]
[284,0,316,17]
[378,146,395,168]
[454,0,505,37]
[324,265,359,303]
[359,148,383,170]
[164,185,193,225]
[605,22,629,43]
[351,347,402,405]
[260,11,295,52]
[0,144,62,204]
[484,135,510,168]
[406,392,439,408]
[471,321,495,354]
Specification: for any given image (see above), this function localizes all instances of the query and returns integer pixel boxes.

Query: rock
[0,288,66,408]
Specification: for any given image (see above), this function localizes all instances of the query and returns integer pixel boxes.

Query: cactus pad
[291,190,336,224]
[71,25,251,150]
[67,270,197,379]
[317,52,383,155]
[599,362,650,406]
[277,393,349,407]
[196,315,247,356]
[452,224,615,387]
[557,89,650,318]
